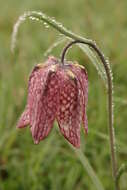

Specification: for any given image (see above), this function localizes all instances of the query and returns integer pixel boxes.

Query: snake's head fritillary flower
[17,56,88,148]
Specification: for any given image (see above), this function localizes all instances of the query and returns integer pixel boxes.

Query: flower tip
[75,144,80,148]
[34,139,39,145]
[70,142,80,149]
[69,140,80,148]
[16,125,22,129]
[16,122,27,129]
[84,127,88,135]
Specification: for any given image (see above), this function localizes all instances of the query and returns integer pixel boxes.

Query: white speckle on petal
[70,92,74,97]
[62,124,69,131]
[61,106,66,112]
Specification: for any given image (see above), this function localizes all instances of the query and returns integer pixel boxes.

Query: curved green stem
[61,40,118,189]
[11,11,118,189]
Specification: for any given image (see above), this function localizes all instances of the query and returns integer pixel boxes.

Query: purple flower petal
[28,64,59,144]
[17,106,30,128]
[56,69,82,148]
[68,63,88,134]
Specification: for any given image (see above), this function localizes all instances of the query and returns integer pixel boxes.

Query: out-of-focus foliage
[0,0,127,189]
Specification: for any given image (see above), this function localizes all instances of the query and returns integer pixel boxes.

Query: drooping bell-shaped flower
[17,56,88,148]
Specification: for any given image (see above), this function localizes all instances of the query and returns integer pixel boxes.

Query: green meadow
[0,0,127,189]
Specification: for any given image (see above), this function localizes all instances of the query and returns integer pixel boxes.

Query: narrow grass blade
[74,148,105,190]
[78,44,107,87]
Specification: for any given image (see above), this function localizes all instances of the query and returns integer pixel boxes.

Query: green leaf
[78,44,107,87]
[73,148,105,190]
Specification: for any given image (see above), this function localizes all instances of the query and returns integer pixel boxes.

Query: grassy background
[0,0,127,189]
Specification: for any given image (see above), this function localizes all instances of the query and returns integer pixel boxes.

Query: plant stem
[61,40,118,189]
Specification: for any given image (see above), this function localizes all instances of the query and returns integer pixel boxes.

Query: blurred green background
[0,0,127,189]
